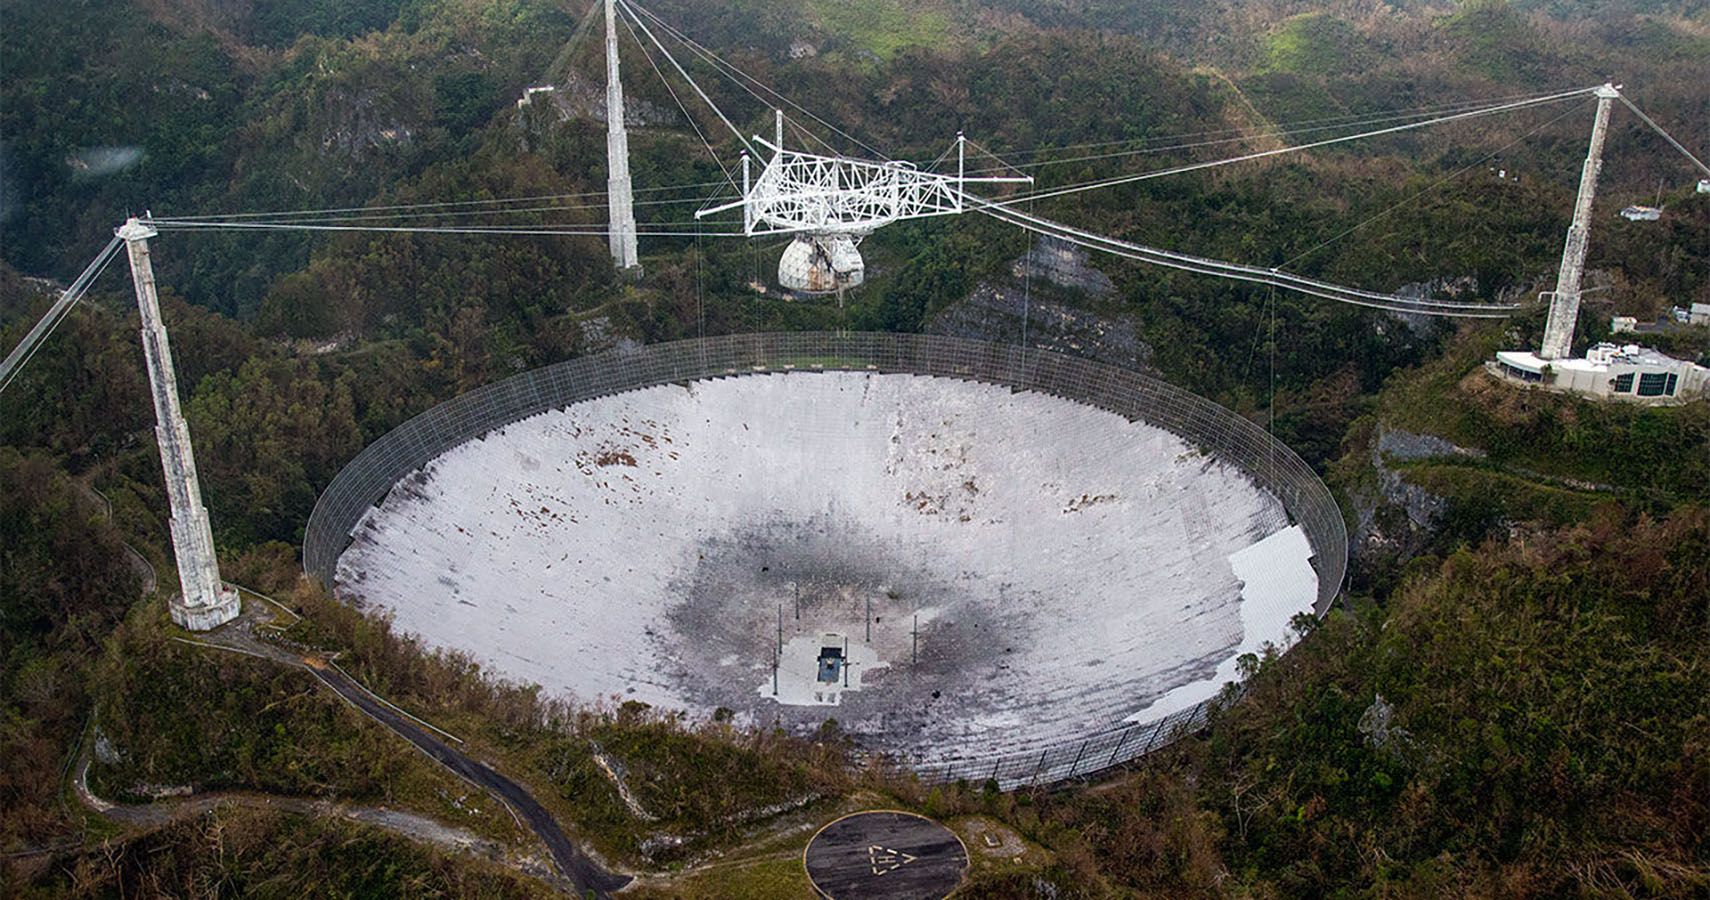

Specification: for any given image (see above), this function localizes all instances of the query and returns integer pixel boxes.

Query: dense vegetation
[1007,508,1710,897]
[18,806,552,899]
[4,0,1709,895]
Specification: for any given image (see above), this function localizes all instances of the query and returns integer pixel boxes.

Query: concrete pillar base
[170,587,241,631]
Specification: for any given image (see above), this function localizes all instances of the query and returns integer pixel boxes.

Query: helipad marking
[869,844,917,875]
[804,809,967,899]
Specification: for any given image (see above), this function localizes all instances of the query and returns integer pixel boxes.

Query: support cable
[615,7,740,196]
[950,89,1585,163]
[956,91,1584,173]
[622,0,891,160]
[540,0,605,89]
[963,136,1029,181]
[968,198,1516,317]
[1277,99,1591,270]
[988,87,1598,208]
[150,195,725,229]
[785,113,844,157]
[0,237,124,397]
[161,181,729,223]
[613,0,753,155]
[1617,95,1710,178]
[149,220,744,237]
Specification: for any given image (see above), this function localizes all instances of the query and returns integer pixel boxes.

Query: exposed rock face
[1015,236,1116,297]
[517,70,672,128]
[314,84,421,160]
[1349,425,1483,564]
[928,237,1149,371]
[928,283,1152,372]
[1377,426,1485,464]
[1357,693,1413,764]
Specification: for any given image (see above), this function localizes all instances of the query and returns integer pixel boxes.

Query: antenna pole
[117,218,240,631]
[956,132,966,211]
[1540,84,1619,360]
[604,0,640,273]
[741,151,752,235]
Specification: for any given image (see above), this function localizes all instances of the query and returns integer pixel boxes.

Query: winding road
[177,598,632,897]
[67,482,628,895]
[301,656,633,895]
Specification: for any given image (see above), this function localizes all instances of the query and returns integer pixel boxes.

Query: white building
[1491,87,1708,406]
[1692,303,1710,327]
[1494,343,1709,403]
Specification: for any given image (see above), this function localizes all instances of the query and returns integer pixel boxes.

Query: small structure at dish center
[764,631,887,706]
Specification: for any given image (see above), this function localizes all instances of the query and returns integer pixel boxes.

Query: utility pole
[912,614,919,665]
[1539,83,1620,360]
[117,217,240,631]
[604,0,640,273]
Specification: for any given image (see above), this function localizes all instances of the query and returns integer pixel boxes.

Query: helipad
[804,811,966,900]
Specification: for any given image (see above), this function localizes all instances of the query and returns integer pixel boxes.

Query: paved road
[305,659,633,897]
[72,754,503,858]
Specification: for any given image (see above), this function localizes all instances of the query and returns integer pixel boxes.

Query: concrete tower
[1539,84,1620,361]
[117,218,240,631]
[605,0,640,272]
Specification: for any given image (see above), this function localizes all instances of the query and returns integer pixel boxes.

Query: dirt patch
[958,817,1026,859]
[595,449,639,467]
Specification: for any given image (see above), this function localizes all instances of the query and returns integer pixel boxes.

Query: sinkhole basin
[306,334,1345,785]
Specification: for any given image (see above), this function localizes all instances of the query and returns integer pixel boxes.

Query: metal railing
[303,332,1347,788]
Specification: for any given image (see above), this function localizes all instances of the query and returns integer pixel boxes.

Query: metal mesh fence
[303,332,1347,788]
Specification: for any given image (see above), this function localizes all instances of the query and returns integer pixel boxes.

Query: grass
[1262,13,1362,76]
[1392,459,1608,527]
[16,806,553,899]
[805,0,954,60]
[523,715,841,865]
[626,855,813,899]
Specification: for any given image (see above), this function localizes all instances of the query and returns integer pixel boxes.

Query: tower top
[116,216,158,242]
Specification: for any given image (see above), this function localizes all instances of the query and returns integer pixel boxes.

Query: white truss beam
[700,130,1030,237]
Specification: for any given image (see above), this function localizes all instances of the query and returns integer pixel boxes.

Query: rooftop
[1497,343,1699,375]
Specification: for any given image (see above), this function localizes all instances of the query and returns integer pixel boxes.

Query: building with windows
[1493,342,1708,403]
